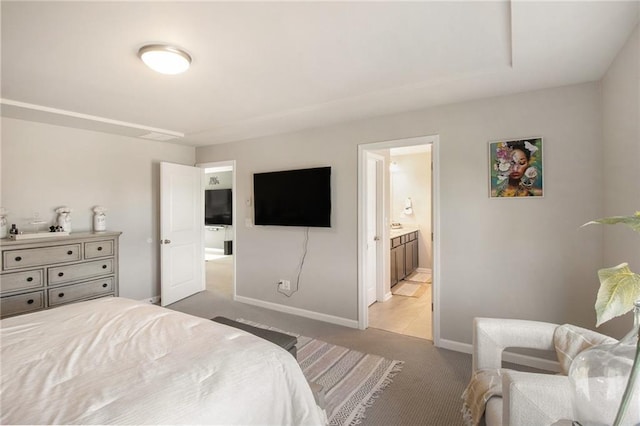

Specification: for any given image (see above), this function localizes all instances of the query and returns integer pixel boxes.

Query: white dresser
[0,231,121,318]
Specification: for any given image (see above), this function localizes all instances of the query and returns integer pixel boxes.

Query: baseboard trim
[235,295,360,329]
[139,296,161,305]
[438,338,561,373]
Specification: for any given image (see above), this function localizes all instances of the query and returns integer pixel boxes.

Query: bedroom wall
[0,118,195,301]
[197,81,604,343]
[600,24,640,338]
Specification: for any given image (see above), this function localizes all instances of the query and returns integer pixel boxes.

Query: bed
[0,297,327,425]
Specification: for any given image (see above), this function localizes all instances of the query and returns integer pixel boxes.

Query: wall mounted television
[205,189,232,225]
[253,166,331,227]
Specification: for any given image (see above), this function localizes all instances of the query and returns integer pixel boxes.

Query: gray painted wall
[197,81,610,343]
[600,25,640,338]
[0,118,195,301]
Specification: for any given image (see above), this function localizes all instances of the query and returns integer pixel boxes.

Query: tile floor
[368,281,433,340]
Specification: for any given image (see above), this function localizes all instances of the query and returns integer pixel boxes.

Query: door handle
[373,236,380,241]
[161,239,171,244]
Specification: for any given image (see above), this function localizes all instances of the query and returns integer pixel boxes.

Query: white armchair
[472,318,574,426]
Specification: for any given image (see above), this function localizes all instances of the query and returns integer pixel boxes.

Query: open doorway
[357,135,441,345]
[199,160,236,300]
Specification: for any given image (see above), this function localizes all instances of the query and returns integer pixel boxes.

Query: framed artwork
[489,137,543,198]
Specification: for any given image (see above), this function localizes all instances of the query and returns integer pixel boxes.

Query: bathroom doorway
[357,136,440,344]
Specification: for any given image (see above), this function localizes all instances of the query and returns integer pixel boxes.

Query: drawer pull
[27,299,34,305]
[97,246,103,251]
[58,293,64,298]
[102,283,108,288]
[102,264,107,269]
[26,277,33,282]
[67,250,73,255]
[58,272,64,277]
[15,256,22,262]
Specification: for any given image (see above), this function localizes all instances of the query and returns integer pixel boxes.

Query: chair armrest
[502,371,573,426]
[473,318,559,371]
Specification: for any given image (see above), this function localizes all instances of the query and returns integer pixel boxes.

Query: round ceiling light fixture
[138,44,192,75]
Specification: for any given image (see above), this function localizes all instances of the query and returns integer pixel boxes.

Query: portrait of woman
[489,137,543,197]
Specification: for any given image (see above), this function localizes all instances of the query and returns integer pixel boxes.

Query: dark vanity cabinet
[390,230,419,287]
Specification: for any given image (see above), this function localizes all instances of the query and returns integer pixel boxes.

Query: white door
[365,154,381,306]
[160,162,205,306]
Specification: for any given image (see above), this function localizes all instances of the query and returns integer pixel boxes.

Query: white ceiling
[1,1,638,147]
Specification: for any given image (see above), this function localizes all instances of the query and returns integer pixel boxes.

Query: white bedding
[0,297,326,425]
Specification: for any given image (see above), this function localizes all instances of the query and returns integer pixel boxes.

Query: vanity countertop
[390,226,419,239]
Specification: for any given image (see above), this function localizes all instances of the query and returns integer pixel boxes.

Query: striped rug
[238,319,404,426]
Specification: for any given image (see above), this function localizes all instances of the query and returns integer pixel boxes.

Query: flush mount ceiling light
[138,44,192,75]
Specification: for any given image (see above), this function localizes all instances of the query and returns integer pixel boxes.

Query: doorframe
[196,159,237,299]
[357,135,442,346]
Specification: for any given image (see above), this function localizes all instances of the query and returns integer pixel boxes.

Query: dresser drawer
[48,259,114,285]
[1,270,44,293]
[48,277,114,306]
[84,240,114,259]
[3,244,82,270]
[1,290,44,317]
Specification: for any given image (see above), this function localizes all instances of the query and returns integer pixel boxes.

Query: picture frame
[489,137,543,198]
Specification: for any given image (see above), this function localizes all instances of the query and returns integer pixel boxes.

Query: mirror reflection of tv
[205,189,232,225]
[253,166,331,227]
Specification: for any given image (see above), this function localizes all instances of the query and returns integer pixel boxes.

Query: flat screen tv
[253,167,331,227]
[205,189,232,225]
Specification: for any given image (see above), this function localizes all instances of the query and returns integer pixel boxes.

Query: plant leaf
[595,263,640,327]
[583,211,640,233]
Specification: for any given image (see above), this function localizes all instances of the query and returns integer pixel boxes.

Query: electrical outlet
[279,279,291,291]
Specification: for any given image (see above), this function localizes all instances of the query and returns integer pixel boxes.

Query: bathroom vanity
[390,227,419,287]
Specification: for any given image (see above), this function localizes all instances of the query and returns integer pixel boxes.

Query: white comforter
[0,297,326,425]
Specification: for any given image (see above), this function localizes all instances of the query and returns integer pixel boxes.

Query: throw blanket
[462,368,507,426]
[461,324,618,426]
[552,323,616,374]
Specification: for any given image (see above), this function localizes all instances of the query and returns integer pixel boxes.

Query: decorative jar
[93,206,107,232]
[55,206,72,232]
[569,300,640,425]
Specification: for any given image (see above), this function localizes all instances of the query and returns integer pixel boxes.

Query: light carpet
[238,319,404,426]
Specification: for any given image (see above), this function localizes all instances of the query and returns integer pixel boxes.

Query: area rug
[391,281,429,298]
[237,319,404,426]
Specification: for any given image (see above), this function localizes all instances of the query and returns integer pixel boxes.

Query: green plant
[578,212,640,426]
[583,211,640,326]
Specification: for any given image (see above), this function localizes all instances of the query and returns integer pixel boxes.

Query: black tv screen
[253,167,331,227]
[205,189,232,225]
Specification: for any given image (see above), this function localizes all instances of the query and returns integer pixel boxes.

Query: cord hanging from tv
[253,166,331,227]
[205,188,232,225]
